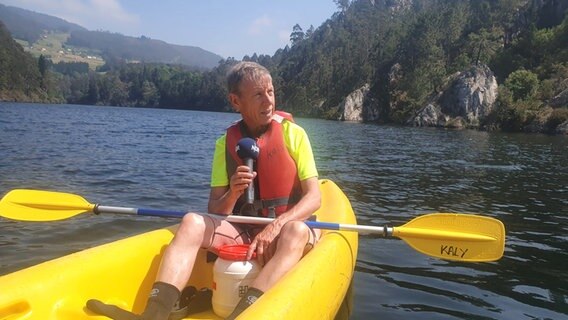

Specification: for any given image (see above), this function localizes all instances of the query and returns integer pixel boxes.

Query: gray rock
[556,120,568,135]
[337,84,377,122]
[412,65,498,128]
[550,89,568,108]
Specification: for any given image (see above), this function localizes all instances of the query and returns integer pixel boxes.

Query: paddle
[0,189,505,262]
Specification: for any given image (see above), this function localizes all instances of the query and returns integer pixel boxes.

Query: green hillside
[0,3,222,70]
[15,32,104,70]
[0,21,61,102]
[0,3,85,43]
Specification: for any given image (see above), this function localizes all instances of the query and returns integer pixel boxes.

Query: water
[1,102,567,319]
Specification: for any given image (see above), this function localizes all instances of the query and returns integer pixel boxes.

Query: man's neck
[241,122,270,138]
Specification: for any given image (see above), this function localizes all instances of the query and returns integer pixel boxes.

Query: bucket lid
[217,244,256,261]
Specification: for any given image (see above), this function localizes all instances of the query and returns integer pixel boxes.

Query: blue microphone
[236,138,260,204]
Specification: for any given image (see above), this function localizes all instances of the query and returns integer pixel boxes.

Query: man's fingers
[256,247,265,266]
[247,241,257,260]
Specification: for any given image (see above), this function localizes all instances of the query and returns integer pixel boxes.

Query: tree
[87,73,100,104]
[141,80,160,107]
[334,0,350,12]
[505,69,539,101]
[466,28,501,66]
[0,21,43,98]
[38,55,49,78]
[97,74,129,106]
[305,25,315,39]
[290,24,305,46]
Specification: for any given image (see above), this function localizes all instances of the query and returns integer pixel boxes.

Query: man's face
[230,74,275,134]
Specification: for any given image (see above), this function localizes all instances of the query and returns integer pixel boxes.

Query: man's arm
[208,165,257,214]
[245,176,321,262]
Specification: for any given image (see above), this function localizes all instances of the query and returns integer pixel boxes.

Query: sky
[1,0,339,59]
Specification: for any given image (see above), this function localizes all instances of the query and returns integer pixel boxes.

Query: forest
[0,0,567,133]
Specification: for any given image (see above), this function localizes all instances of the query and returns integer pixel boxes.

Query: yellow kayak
[0,179,358,319]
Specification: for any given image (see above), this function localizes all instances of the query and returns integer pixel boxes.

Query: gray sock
[140,282,181,320]
[85,282,180,320]
[225,287,264,320]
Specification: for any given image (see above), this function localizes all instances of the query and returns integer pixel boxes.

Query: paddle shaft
[96,204,391,232]
[96,205,496,242]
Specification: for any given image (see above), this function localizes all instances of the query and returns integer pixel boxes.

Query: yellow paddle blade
[393,213,505,262]
[0,189,95,221]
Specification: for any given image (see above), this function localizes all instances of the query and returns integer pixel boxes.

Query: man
[87,61,321,319]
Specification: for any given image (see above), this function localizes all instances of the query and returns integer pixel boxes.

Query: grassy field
[16,32,105,70]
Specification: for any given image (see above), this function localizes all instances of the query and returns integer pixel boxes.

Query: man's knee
[280,221,310,242]
[179,213,207,234]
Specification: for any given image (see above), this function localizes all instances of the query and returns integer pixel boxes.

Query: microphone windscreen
[236,138,259,160]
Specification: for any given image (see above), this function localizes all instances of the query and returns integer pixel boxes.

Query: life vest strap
[238,196,300,218]
[259,197,291,218]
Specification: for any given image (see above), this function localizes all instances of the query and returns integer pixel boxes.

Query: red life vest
[225,111,302,217]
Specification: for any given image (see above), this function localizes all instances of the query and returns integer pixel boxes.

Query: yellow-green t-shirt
[210,120,318,187]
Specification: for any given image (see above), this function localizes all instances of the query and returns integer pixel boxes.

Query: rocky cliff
[411,65,498,129]
[336,84,380,122]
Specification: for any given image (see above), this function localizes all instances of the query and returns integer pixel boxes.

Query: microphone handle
[244,158,255,204]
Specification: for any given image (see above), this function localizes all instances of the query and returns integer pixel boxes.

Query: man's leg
[155,213,215,289]
[251,221,318,291]
[87,213,247,320]
[226,221,319,319]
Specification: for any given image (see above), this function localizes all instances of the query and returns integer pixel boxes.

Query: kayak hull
[0,179,358,319]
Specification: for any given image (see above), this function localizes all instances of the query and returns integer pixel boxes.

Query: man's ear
[229,93,240,112]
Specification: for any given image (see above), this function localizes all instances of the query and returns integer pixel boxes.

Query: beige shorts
[202,215,319,255]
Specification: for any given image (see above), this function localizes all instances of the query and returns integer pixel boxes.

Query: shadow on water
[1,103,567,319]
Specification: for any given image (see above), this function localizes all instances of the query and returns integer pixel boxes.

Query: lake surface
[1,102,567,319]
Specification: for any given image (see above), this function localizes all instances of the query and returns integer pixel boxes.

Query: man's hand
[247,220,282,266]
[208,165,257,215]
[230,165,257,196]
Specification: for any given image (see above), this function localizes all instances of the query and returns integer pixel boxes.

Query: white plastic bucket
[212,244,261,318]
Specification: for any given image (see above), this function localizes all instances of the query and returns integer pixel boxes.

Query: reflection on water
[303,119,568,319]
[1,103,567,319]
